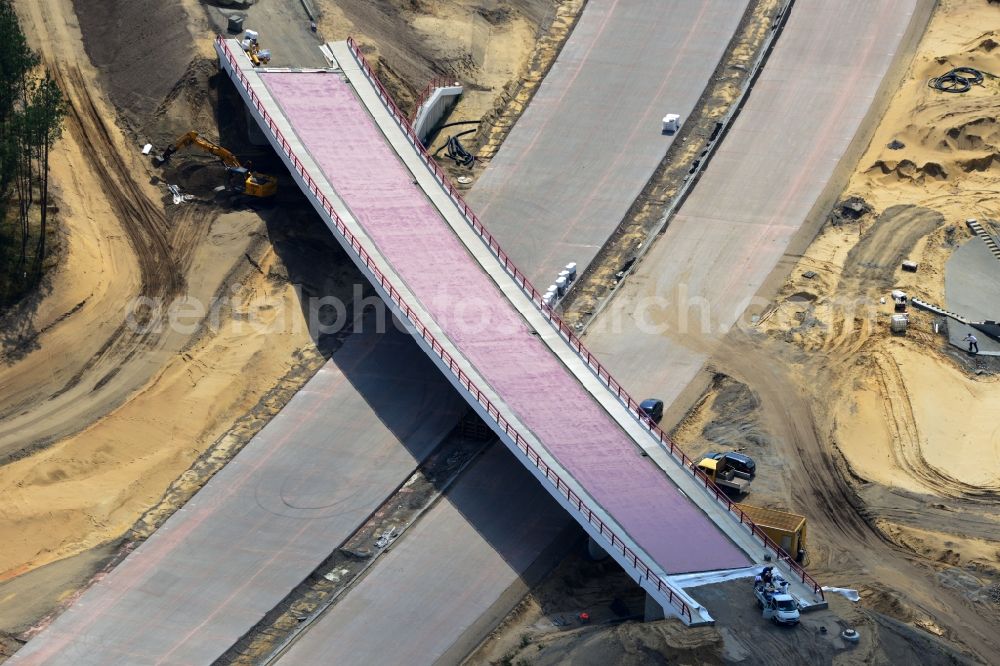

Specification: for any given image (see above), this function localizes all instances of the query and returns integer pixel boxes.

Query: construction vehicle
[753,572,800,626]
[155,131,277,198]
[694,456,750,496]
[707,451,756,479]
[736,503,808,563]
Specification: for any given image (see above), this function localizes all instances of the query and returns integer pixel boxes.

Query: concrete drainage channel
[217,418,496,665]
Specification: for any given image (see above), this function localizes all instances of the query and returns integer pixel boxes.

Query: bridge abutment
[644,594,666,622]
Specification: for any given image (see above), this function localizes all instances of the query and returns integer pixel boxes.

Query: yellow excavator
[155,131,277,198]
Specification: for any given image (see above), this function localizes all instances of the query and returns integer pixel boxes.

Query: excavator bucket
[152,147,174,166]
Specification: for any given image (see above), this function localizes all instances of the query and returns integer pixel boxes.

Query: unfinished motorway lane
[469,0,748,283]
[583,0,929,406]
[8,322,466,665]
[277,445,572,664]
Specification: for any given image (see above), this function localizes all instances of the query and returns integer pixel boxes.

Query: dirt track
[52,65,184,300]
[0,4,169,455]
[0,0,196,459]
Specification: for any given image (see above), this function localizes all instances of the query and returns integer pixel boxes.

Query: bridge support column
[587,536,608,561]
[644,593,666,622]
[245,106,269,146]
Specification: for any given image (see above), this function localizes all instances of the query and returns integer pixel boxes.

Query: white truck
[753,577,800,626]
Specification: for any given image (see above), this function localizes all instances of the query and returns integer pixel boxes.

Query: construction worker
[964,333,979,354]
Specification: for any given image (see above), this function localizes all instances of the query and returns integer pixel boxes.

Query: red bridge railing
[216,36,821,610]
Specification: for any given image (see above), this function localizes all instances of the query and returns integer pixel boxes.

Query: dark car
[709,451,756,480]
[639,398,664,424]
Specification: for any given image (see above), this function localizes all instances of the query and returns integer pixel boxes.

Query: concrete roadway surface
[8,319,466,666]
[201,0,328,69]
[469,0,748,284]
[946,239,1000,354]
[278,445,572,665]
[584,0,926,409]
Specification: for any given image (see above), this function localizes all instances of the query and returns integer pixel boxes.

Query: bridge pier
[586,536,608,561]
[244,106,269,146]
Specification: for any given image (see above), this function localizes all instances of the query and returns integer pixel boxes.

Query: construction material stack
[736,503,807,563]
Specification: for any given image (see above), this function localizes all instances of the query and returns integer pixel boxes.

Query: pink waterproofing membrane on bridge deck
[261,72,749,574]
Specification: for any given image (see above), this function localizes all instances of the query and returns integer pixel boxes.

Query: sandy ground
[819,0,1000,499]
[315,0,559,122]
[836,340,1000,493]
[0,0,561,651]
[755,0,1000,506]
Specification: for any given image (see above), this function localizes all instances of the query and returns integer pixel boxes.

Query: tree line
[0,0,67,304]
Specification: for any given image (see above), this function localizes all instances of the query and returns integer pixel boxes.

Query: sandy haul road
[0,62,190,457]
[0,3,180,459]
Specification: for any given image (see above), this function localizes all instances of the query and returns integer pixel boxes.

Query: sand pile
[71,0,205,132]
[867,158,949,183]
[848,15,1000,220]
[317,0,558,121]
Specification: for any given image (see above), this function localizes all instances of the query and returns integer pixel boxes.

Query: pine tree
[0,0,65,298]
[29,74,66,273]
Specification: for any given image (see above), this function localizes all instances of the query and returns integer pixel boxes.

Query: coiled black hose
[928,67,986,93]
[434,129,476,167]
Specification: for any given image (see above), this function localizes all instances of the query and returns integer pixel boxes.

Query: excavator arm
[154,131,277,198]
[158,131,241,168]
